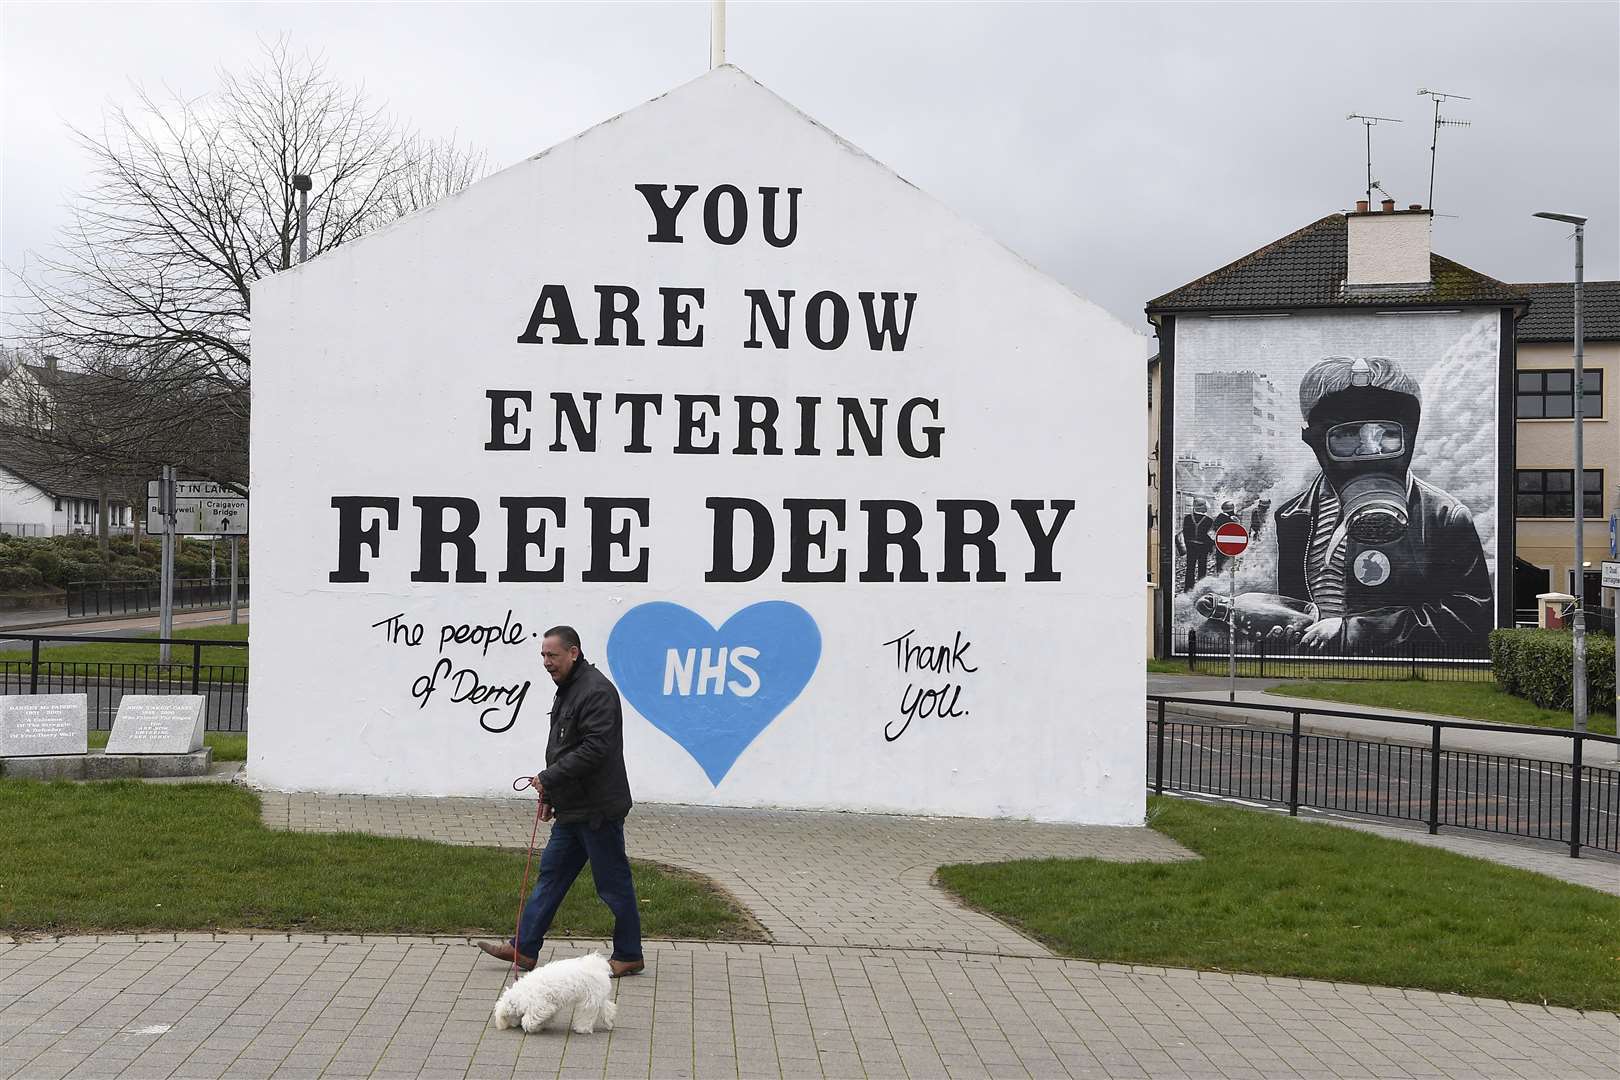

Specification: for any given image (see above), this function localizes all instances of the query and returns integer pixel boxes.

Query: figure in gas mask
[1199,356,1492,653]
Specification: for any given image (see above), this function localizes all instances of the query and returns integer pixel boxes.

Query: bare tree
[8,38,485,492]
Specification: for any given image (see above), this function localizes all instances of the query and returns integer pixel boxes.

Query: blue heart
[607,601,821,785]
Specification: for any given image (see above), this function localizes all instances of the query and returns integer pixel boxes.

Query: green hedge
[1490,628,1616,714]
[0,534,249,592]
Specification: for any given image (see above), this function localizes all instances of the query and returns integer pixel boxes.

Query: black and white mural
[1171,311,1499,656]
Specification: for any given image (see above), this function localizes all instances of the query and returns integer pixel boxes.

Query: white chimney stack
[1346,203,1433,289]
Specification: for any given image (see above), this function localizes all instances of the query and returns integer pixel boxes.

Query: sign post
[229,537,240,625]
[159,466,175,665]
[1214,522,1251,702]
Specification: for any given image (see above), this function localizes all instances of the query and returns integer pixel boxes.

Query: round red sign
[1213,522,1249,557]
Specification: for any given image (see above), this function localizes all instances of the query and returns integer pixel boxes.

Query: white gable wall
[250,68,1143,823]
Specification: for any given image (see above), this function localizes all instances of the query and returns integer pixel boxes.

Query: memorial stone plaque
[105,696,207,755]
[0,695,88,757]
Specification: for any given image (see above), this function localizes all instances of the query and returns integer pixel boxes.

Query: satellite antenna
[1346,114,1403,209]
[1418,89,1471,212]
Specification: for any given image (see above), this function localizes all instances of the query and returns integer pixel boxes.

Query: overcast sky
[3,1,1616,335]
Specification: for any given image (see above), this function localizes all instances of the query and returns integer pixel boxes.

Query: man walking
[477,626,645,977]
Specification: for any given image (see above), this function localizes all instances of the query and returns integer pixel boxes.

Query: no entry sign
[1214,522,1250,557]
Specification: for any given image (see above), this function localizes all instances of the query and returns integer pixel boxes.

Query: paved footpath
[2,792,1616,1079]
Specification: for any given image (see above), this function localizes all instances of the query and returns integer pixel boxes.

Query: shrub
[0,565,45,591]
[1490,628,1616,714]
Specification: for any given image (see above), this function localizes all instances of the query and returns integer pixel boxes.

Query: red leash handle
[507,775,547,988]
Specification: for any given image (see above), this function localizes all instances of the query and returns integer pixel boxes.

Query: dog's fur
[492,952,617,1035]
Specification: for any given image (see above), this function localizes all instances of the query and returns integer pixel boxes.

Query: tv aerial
[1418,89,1471,212]
[1346,114,1403,209]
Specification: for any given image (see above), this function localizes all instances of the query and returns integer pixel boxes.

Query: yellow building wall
[1515,338,1619,616]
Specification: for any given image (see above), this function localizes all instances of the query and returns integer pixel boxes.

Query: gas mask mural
[1172,312,1499,656]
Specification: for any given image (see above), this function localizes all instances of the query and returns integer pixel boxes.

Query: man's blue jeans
[514,818,643,963]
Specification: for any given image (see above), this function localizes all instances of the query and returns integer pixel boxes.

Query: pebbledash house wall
[248,67,1144,824]
[1146,209,1522,659]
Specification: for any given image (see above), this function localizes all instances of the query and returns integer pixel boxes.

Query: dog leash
[506,775,548,990]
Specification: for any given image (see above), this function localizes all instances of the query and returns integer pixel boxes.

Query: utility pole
[711,0,725,69]
[293,174,311,264]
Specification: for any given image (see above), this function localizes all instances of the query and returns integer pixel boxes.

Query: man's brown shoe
[608,958,645,979]
[476,941,535,970]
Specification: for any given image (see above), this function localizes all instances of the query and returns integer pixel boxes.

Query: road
[0,607,249,651]
[1148,702,1620,858]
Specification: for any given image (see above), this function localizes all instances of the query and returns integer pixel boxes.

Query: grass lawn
[0,780,760,941]
[31,621,247,670]
[85,730,247,761]
[937,797,1620,1011]
[9,625,250,681]
[1267,680,1617,736]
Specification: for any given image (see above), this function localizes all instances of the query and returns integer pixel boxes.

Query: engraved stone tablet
[0,695,88,757]
[104,695,207,755]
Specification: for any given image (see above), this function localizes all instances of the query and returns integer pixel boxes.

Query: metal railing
[1148,694,1620,858]
[1179,629,1493,681]
[0,633,248,732]
[0,523,136,538]
[65,578,249,618]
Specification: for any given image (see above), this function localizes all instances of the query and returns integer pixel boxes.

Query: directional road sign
[145,479,248,536]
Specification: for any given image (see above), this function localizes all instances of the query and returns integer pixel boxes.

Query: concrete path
[3,934,1615,1080]
[3,792,1618,1078]
[255,795,1192,956]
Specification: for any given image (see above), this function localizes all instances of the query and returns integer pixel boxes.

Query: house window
[1516,469,1603,518]
[53,498,62,513]
[1517,369,1602,419]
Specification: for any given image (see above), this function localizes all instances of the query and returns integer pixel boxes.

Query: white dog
[492,952,618,1035]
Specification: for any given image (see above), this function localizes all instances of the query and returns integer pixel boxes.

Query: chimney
[1346,203,1433,290]
[44,355,59,372]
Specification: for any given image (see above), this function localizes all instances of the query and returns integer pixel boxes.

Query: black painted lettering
[705,498,774,582]
[784,499,846,582]
[549,392,600,452]
[330,497,399,583]
[859,500,926,583]
[614,394,663,454]
[759,186,801,248]
[674,394,721,454]
[806,290,849,350]
[838,397,887,457]
[703,184,747,245]
[938,500,1006,582]
[734,396,782,455]
[859,291,918,351]
[795,396,821,457]
[516,284,586,345]
[659,287,705,347]
[594,285,643,346]
[484,390,532,451]
[635,183,698,243]
[1012,499,1075,582]
[412,497,485,583]
[498,496,565,583]
[583,497,649,582]
[897,397,943,459]
[744,289,794,350]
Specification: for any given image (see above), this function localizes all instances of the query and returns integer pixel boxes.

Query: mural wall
[248,68,1145,823]
[1171,311,1499,656]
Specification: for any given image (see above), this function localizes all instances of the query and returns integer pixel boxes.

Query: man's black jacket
[538,659,633,825]
[1274,474,1492,653]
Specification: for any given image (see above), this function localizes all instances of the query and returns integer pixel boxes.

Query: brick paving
[2,791,1616,1078]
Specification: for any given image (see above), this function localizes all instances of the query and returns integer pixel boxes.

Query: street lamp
[292,173,312,264]
[1533,210,1588,733]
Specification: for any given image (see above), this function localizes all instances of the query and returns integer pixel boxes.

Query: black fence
[0,633,248,733]
[1148,695,1620,858]
[66,578,248,619]
[1179,629,1493,682]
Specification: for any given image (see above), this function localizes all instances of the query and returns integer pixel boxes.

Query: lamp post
[1533,210,1588,733]
[292,173,312,264]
